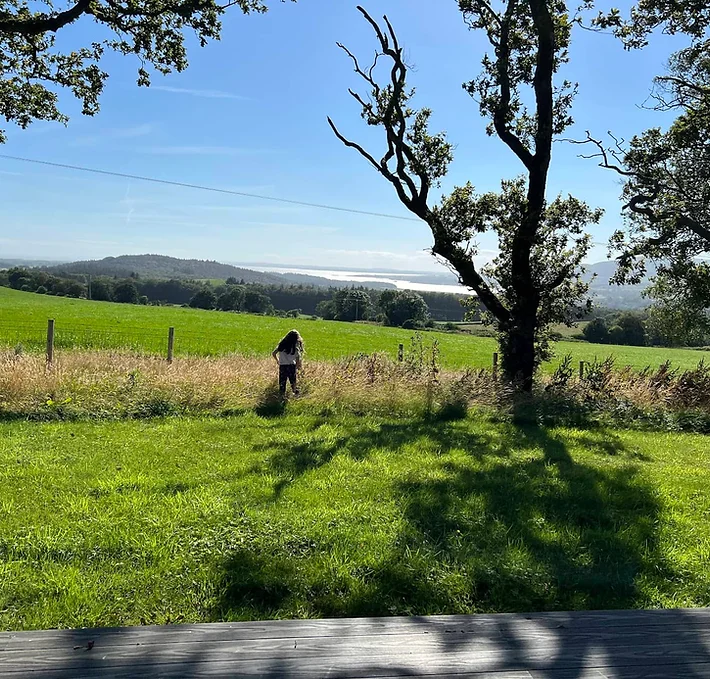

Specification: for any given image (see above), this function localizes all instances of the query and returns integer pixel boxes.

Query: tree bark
[500,310,537,391]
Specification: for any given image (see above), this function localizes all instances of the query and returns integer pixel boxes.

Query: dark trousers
[279,364,298,394]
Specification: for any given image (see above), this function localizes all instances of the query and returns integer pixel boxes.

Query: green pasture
[0,287,706,371]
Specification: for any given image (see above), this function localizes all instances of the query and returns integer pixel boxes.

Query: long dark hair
[277,330,303,355]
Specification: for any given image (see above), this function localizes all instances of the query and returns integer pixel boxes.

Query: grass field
[460,321,589,339]
[1,287,707,371]
[1,410,709,631]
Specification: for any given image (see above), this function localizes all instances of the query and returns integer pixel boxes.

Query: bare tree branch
[327,117,381,174]
[329,7,511,325]
[563,132,635,176]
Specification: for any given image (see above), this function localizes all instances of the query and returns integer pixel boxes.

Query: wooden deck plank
[2,635,710,674]
[3,623,710,662]
[7,620,710,652]
[2,608,709,651]
[5,667,710,679]
[1,609,709,678]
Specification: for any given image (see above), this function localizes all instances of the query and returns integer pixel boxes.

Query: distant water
[253,266,473,295]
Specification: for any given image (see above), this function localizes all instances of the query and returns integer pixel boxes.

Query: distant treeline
[582,309,710,349]
[0,268,472,323]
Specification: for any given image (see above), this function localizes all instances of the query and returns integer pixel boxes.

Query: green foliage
[315,299,336,320]
[243,289,274,315]
[330,4,603,389]
[646,263,710,347]
[1,266,469,321]
[0,1,268,141]
[378,289,429,328]
[608,107,710,285]
[582,312,647,347]
[594,17,710,300]
[478,179,602,366]
[607,325,626,345]
[90,279,112,302]
[189,288,217,310]
[217,285,245,312]
[112,280,139,305]
[1,412,710,630]
[593,0,710,48]
[583,317,609,344]
[614,312,647,346]
[333,288,372,322]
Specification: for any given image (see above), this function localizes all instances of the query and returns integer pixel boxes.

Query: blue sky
[0,0,685,272]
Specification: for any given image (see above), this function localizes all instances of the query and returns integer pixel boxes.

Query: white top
[277,349,302,366]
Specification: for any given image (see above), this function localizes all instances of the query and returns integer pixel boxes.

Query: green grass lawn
[1,287,707,371]
[1,411,709,631]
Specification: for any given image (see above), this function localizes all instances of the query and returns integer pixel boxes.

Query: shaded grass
[1,411,709,631]
[1,287,707,372]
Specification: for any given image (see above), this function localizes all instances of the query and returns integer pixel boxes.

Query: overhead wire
[0,154,421,222]
[0,153,612,247]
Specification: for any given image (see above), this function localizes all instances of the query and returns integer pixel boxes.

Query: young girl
[272,330,304,396]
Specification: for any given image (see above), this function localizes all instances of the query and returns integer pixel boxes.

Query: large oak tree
[329,4,601,390]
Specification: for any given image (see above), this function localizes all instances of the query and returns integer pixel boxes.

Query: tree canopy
[378,289,429,328]
[577,55,710,285]
[0,0,268,141]
[645,262,710,347]
[594,0,710,48]
[577,0,710,335]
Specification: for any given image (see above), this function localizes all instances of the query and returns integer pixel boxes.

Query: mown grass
[1,411,709,631]
[1,287,707,372]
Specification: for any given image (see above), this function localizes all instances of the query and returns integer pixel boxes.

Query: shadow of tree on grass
[216,414,685,615]
[206,413,710,676]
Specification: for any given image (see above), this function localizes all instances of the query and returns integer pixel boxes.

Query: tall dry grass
[1,349,708,429]
[0,349,498,420]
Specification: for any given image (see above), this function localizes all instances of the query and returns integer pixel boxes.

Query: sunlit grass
[1,412,709,631]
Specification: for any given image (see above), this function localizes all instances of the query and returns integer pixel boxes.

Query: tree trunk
[500,311,537,392]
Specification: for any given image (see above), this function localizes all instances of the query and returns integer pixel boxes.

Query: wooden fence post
[167,327,175,364]
[398,343,404,362]
[579,360,585,380]
[46,319,55,367]
[493,352,498,378]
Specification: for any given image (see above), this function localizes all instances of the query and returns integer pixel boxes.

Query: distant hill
[43,255,292,284]
[41,254,400,289]
[23,254,655,308]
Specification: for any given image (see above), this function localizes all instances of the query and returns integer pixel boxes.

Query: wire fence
[0,319,407,364]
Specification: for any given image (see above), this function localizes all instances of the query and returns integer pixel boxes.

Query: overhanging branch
[0,0,92,35]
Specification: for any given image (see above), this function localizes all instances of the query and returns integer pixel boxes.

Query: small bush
[547,355,575,393]
[131,397,177,419]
